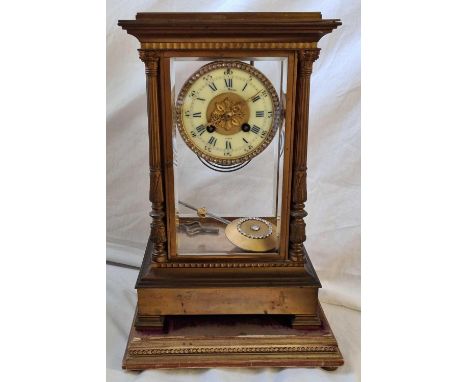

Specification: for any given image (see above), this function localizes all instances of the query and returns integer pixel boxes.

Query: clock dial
[176,61,282,165]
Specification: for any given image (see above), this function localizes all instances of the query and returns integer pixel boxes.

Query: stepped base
[123,302,343,370]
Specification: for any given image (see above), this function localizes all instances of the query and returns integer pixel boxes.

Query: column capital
[298,49,321,77]
[138,49,160,75]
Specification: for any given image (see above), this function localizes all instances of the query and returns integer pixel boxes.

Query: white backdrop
[107,1,360,380]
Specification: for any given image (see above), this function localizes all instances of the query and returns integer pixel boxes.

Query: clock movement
[118,12,343,370]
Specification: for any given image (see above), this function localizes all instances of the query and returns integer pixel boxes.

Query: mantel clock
[118,12,342,370]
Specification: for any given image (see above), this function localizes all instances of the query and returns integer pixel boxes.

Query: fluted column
[138,49,167,262]
[289,49,321,262]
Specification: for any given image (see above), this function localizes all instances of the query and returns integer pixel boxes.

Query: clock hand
[247,90,262,101]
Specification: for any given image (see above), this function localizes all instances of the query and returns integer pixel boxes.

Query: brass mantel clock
[118,12,342,370]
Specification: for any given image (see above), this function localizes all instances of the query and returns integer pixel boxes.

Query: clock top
[118,12,341,48]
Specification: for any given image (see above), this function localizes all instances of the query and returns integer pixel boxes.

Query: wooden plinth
[123,302,343,370]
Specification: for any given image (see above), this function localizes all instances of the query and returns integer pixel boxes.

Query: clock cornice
[118,12,341,49]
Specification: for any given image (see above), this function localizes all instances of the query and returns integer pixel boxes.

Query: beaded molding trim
[151,261,304,268]
[140,42,317,50]
[129,345,337,356]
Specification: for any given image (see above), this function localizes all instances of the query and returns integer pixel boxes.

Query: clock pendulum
[225,217,277,252]
[179,200,278,252]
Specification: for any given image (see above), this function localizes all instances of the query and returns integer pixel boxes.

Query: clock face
[175,61,282,166]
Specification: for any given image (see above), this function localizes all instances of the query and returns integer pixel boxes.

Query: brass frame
[163,50,296,262]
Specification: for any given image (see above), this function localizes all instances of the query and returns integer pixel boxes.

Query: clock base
[122,302,343,370]
[135,239,323,329]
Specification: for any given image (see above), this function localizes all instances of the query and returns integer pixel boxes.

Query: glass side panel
[171,57,287,256]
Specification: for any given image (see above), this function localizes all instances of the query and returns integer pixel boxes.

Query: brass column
[289,49,321,262]
[138,49,167,263]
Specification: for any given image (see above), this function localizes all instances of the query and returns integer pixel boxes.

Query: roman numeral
[185,111,202,118]
[225,141,232,150]
[256,111,265,117]
[251,125,261,134]
[196,125,206,135]
[224,78,233,88]
[267,111,272,118]
[242,138,249,144]
[208,82,217,91]
[208,136,217,146]
[251,95,261,103]
[196,97,206,101]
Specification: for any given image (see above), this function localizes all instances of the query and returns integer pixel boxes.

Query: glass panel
[171,57,287,256]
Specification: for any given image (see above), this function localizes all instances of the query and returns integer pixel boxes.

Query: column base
[134,314,165,332]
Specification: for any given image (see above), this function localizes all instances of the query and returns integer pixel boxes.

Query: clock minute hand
[179,200,231,225]
[247,90,262,102]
